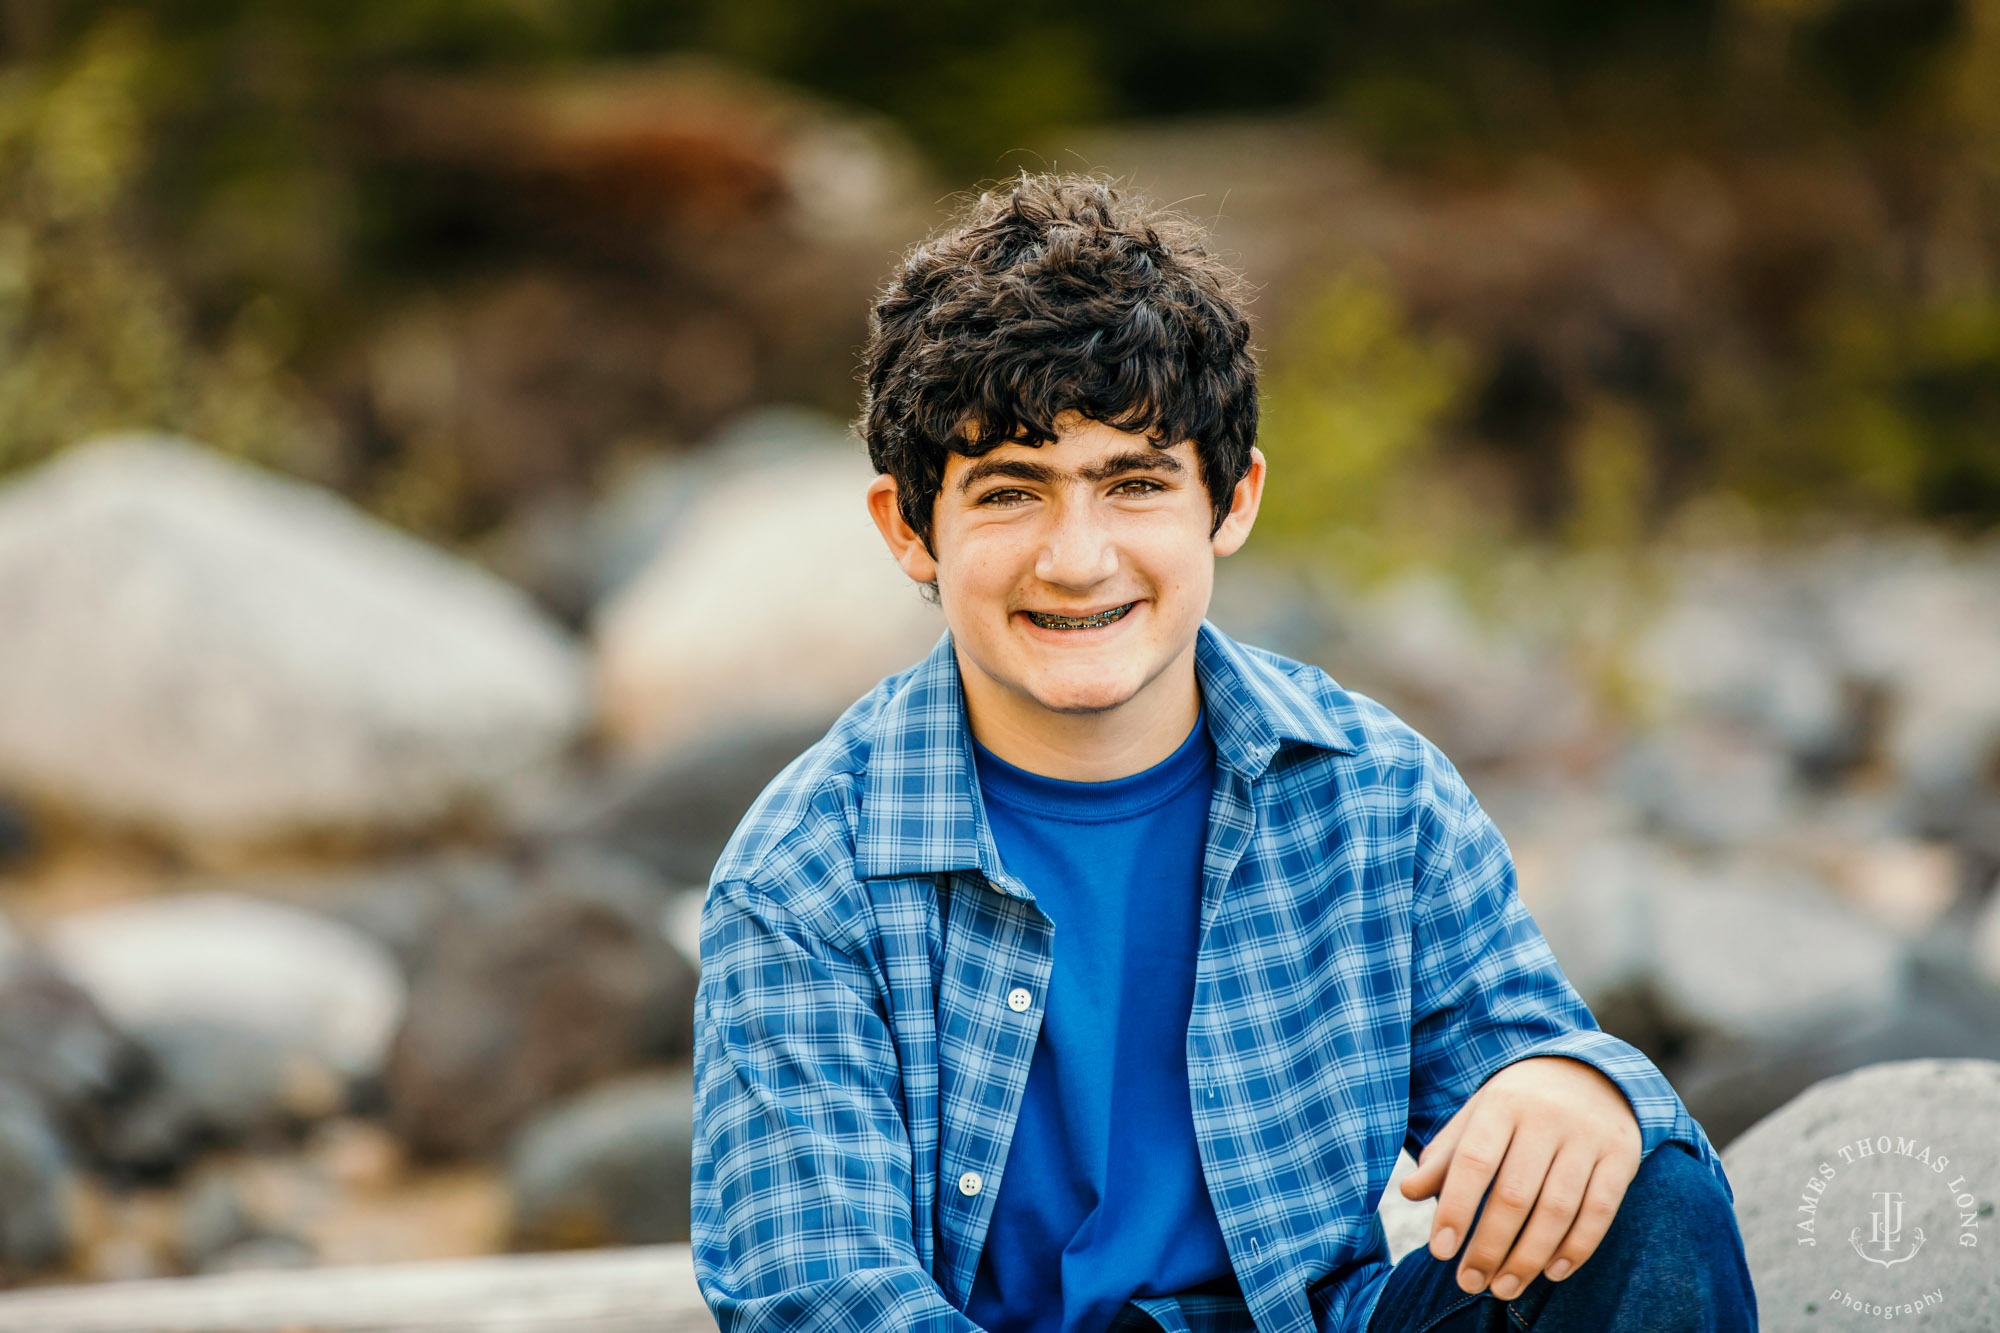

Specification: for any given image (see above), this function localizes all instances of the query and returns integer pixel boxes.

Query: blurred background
[0,0,1997,1294]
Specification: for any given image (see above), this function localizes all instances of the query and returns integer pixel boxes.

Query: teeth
[1025,602,1134,630]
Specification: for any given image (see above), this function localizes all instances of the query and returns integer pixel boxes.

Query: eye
[978,487,1032,506]
[1112,478,1164,496]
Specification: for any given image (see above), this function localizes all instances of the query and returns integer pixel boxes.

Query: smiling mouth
[1024,602,1136,631]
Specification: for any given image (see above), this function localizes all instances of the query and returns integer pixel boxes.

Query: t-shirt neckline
[970,705,1213,823]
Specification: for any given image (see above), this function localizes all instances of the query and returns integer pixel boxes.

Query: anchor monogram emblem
[1849,1190,1926,1268]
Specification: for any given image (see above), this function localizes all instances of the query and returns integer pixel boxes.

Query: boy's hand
[1397,1055,1643,1300]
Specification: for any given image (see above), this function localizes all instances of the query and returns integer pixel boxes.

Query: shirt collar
[854,620,1363,883]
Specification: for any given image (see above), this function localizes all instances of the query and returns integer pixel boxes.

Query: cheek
[1130,534,1211,597]
[944,525,1033,583]
[933,529,1029,620]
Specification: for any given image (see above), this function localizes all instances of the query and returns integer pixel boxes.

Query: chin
[1023,670,1144,715]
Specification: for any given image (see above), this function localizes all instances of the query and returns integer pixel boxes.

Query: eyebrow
[954,449,1186,496]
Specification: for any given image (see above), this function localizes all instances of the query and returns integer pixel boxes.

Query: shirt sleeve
[1402,762,1732,1201]
[692,876,988,1332]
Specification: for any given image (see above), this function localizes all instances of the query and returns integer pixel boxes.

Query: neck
[957,640,1203,782]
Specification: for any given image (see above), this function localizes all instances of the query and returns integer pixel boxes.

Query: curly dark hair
[859,172,1259,557]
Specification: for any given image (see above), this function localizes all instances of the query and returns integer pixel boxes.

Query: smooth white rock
[1378,1149,1438,1264]
[37,891,406,1081]
[0,435,589,849]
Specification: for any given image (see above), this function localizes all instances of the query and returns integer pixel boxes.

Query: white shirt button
[958,1171,983,1197]
[1006,987,1032,1013]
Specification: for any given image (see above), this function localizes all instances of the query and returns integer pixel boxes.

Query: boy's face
[867,411,1265,725]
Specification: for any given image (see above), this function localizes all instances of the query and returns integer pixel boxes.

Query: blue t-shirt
[965,705,1236,1333]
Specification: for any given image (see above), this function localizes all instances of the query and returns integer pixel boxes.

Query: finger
[1485,1142,1596,1301]
[1402,1104,1471,1201]
[1456,1128,1559,1294]
[1545,1148,1639,1282]
[1427,1111,1514,1264]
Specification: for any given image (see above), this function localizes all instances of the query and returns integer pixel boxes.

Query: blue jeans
[1366,1141,1758,1332]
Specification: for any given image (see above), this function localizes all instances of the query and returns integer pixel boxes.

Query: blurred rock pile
[1217,533,2000,1150]
[0,414,930,1283]
[0,411,1995,1287]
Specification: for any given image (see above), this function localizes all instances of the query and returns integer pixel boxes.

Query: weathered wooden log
[0,1243,716,1333]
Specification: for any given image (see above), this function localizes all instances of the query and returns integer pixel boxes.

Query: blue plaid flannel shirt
[693,621,1728,1333]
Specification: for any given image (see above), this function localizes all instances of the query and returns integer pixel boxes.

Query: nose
[1033,492,1120,589]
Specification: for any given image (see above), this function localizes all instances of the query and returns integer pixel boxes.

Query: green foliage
[1701,293,2000,526]
[1563,398,1657,551]
[35,0,1946,179]
[0,17,317,477]
[1253,267,1478,579]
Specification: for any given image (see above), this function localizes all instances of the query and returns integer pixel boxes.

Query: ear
[1210,446,1266,558]
[867,473,939,584]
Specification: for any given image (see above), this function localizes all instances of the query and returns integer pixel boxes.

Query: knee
[1624,1141,1735,1228]
[1541,1143,1757,1331]
[1599,1141,1746,1277]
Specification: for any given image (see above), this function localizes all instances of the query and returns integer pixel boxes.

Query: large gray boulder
[104,1018,342,1169]
[1724,1059,1999,1331]
[479,405,854,624]
[0,435,589,852]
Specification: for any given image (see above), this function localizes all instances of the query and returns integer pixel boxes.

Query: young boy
[691,173,1757,1333]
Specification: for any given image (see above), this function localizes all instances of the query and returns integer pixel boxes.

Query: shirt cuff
[1502,1030,1733,1205]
